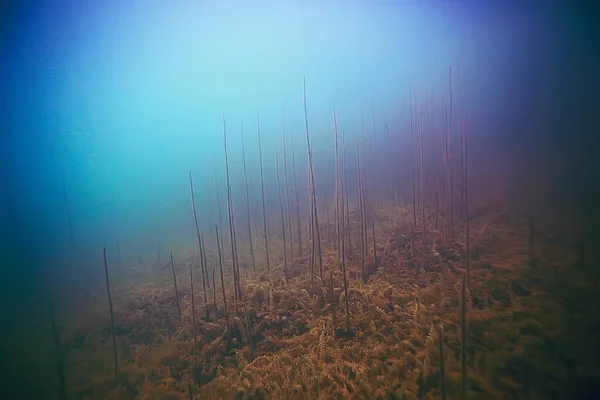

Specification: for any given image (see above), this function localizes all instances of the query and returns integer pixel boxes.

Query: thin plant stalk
[460,271,468,399]
[419,109,426,247]
[357,143,366,283]
[410,88,417,258]
[215,225,231,341]
[215,172,225,247]
[329,270,337,333]
[189,171,209,320]
[333,110,341,264]
[102,247,118,381]
[170,252,182,321]
[282,110,294,259]
[201,234,213,315]
[290,130,302,257]
[443,102,449,247]
[203,234,216,308]
[189,261,197,351]
[303,77,323,279]
[199,233,209,319]
[449,66,455,244]
[458,69,466,222]
[222,115,240,314]
[463,114,471,285]
[231,196,242,295]
[276,147,288,278]
[341,202,351,333]
[372,219,378,272]
[342,134,351,257]
[257,113,271,272]
[308,169,315,286]
[240,122,256,273]
[434,171,440,229]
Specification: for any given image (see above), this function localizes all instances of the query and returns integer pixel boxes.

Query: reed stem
[276,147,288,278]
[170,252,182,321]
[103,247,119,381]
[303,77,323,280]
[215,225,231,341]
[223,116,240,314]
[257,113,271,272]
[189,171,209,320]
[240,122,256,273]
[189,261,197,351]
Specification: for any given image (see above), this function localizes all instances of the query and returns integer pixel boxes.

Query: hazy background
[1,0,599,396]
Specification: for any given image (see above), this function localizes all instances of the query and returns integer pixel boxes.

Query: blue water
[3,0,598,397]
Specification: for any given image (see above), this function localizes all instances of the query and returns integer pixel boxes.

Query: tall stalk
[443,102,449,247]
[340,196,351,334]
[357,143,366,283]
[102,247,118,381]
[290,131,302,257]
[410,88,417,258]
[215,225,231,341]
[240,122,256,273]
[170,252,182,321]
[342,133,351,257]
[372,218,378,272]
[419,109,426,247]
[462,114,471,285]
[189,171,209,320]
[308,168,315,286]
[222,116,240,314]
[276,148,288,278]
[303,77,323,279]
[282,112,294,260]
[202,235,216,308]
[257,113,271,272]
[449,67,455,244]
[215,172,225,247]
[334,110,341,264]
[460,271,468,399]
[189,261,197,351]
[333,110,350,333]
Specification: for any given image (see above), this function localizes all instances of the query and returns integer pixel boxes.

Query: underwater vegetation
[39,72,600,400]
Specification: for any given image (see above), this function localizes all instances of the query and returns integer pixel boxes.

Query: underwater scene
[3,1,600,399]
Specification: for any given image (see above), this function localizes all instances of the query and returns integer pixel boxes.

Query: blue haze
[2,1,598,395]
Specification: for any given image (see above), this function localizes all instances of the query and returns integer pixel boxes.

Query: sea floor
[43,204,599,399]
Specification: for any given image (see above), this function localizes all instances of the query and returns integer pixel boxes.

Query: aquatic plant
[223,116,242,315]
[102,247,118,381]
[169,252,181,322]
[276,146,288,279]
[240,122,257,273]
[303,77,323,283]
[257,113,271,273]
[215,225,231,342]
[189,171,209,322]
